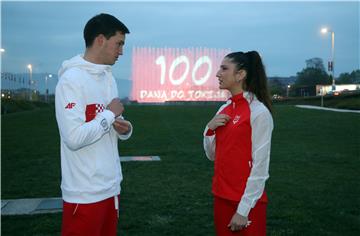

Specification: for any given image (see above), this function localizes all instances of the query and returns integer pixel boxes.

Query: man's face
[100,31,126,65]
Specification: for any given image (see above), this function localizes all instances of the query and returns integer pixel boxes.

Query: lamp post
[320,86,324,107]
[45,74,52,102]
[321,27,335,91]
[286,84,291,97]
[27,64,32,101]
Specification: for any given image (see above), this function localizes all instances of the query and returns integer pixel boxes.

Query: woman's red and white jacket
[203,92,273,217]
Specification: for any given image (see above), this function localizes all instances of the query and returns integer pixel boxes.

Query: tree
[295,68,331,86]
[268,78,286,96]
[337,69,360,84]
[306,57,326,71]
[295,58,331,87]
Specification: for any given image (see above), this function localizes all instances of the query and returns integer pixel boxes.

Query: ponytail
[245,51,273,114]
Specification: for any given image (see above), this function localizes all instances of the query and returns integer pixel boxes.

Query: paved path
[1,156,160,216]
[1,197,62,215]
[296,105,360,113]
[120,156,161,162]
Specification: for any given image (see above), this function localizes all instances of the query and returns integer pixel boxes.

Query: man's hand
[107,98,124,118]
[113,118,131,135]
[227,213,250,232]
[207,114,230,131]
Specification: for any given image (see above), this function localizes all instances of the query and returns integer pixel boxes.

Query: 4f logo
[65,102,76,109]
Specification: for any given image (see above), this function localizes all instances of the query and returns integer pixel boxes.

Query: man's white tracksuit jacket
[55,55,132,204]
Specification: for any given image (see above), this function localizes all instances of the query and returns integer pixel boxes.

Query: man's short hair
[84,13,130,48]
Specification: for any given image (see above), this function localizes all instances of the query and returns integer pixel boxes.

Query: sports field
[1,104,359,235]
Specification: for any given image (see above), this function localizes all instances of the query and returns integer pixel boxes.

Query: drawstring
[72,204,79,215]
[71,196,119,218]
[114,196,119,218]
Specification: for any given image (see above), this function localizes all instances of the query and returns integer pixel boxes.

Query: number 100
[156,55,212,86]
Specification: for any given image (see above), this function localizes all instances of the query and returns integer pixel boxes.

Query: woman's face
[216,57,239,91]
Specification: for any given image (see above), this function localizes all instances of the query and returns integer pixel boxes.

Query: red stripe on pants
[214,196,266,236]
[62,195,119,236]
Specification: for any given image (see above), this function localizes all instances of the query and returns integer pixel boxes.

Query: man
[55,13,132,236]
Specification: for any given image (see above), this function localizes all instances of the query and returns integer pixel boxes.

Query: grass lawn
[1,104,359,235]
[273,92,360,110]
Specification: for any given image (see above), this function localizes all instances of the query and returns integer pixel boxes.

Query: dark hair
[84,13,130,48]
[225,51,272,114]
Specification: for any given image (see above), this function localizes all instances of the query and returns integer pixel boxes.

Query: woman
[203,51,273,236]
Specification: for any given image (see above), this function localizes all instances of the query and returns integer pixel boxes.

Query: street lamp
[286,84,291,97]
[45,74,52,102]
[27,64,33,101]
[321,27,335,91]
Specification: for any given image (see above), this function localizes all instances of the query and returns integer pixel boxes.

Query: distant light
[48,74,53,78]
[0,48,5,53]
[1,93,4,97]
[287,85,291,88]
[321,27,333,34]
[27,64,32,70]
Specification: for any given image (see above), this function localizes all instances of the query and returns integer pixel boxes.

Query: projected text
[131,47,231,103]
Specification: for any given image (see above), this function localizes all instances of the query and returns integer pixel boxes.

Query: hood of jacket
[58,55,112,79]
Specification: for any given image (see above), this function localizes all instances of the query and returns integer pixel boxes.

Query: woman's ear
[236,69,247,82]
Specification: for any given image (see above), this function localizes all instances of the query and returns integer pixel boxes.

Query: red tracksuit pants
[61,195,119,236]
[214,196,267,236]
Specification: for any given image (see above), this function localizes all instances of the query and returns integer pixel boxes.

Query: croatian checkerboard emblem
[85,103,105,122]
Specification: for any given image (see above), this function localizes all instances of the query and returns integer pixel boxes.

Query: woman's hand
[207,114,230,131]
[227,213,250,231]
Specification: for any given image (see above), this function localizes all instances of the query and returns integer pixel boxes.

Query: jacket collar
[230,92,244,104]
[229,91,255,105]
